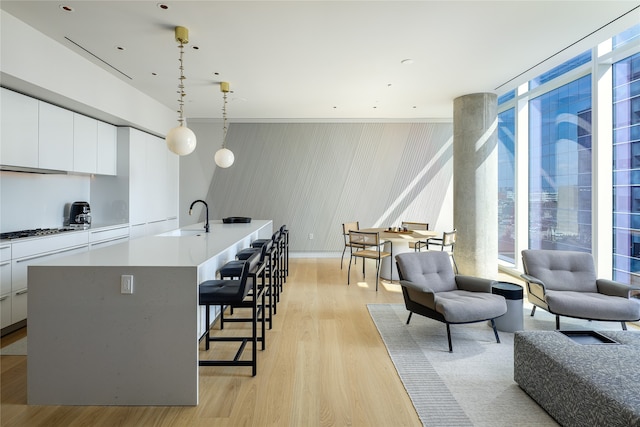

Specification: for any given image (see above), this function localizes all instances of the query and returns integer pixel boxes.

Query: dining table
[358,227,438,281]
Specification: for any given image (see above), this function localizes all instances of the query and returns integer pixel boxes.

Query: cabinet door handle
[90,227,128,236]
[0,295,8,302]
[0,261,10,267]
[15,289,28,296]
[91,237,128,247]
[15,244,88,263]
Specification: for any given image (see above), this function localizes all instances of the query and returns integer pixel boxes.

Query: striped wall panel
[184,122,453,253]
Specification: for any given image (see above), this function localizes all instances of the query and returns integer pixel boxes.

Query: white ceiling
[1,1,639,121]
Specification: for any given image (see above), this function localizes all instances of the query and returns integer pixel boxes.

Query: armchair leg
[406,312,413,325]
[555,315,560,330]
[490,318,501,344]
[530,306,536,316]
[340,247,347,269]
[622,322,627,330]
[446,324,453,352]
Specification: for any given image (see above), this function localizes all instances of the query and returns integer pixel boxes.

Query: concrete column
[453,93,498,278]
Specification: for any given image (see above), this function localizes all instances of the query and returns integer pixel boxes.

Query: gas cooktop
[0,227,76,240]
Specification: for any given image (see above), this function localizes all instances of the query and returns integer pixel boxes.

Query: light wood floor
[1,258,422,427]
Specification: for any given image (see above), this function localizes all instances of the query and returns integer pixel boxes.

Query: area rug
[0,337,27,355]
[367,303,622,427]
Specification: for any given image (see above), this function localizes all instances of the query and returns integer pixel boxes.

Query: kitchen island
[27,220,272,406]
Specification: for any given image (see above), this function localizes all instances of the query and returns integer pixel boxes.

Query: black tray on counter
[223,217,252,224]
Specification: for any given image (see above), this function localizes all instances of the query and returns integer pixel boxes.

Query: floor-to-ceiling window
[528,75,593,251]
[498,98,516,263]
[498,24,639,279]
[613,51,640,284]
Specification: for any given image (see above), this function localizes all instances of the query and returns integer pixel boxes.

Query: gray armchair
[521,249,640,329]
[395,251,507,352]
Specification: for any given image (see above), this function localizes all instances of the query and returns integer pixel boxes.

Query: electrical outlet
[308,233,314,240]
[121,275,134,294]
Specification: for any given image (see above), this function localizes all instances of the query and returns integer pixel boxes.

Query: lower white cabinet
[89,225,129,249]
[0,244,12,329]
[9,231,89,326]
[0,294,11,329]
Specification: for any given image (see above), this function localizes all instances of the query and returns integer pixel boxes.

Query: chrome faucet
[189,200,210,233]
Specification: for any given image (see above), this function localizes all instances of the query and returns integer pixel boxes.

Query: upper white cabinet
[39,101,74,171]
[0,88,39,168]
[0,89,117,174]
[73,113,98,174]
[96,121,117,175]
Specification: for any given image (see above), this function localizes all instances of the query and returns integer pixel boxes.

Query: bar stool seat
[198,252,265,376]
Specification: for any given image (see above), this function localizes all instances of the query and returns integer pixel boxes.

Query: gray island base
[27,220,272,406]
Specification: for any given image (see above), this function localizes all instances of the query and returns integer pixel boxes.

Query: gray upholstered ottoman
[514,330,640,427]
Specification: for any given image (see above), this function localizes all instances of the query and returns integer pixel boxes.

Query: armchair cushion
[546,290,640,321]
[395,250,456,292]
[521,249,597,292]
[434,290,507,323]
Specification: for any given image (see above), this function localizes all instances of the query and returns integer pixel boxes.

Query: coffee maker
[69,201,91,229]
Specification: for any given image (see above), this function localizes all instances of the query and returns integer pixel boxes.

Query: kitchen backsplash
[0,171,90,232]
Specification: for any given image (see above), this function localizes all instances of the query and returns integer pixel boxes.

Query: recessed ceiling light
[157,3,169,10]
[401,59,414,65]
[116,46,126,51]
[192,46,199,50]
[151,72,158,76]
[59,5,74,12]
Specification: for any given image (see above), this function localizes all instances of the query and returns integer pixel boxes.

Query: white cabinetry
[73,113,98,174]
[0,244,12,329]
[0,88,39,168]
[10,232,89,325]
[1,89,118,174]
[89,225,129,249]
[39,101,74,171]
[120,127,179,238]
[96,121,117,175]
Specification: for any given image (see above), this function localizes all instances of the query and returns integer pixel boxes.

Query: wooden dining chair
[402,221,429,251]
[347,231,391,291]
[341,221,360,269]
[416,229,458,273]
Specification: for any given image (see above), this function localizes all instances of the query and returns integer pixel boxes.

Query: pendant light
[214,81,235,168]
[166,26,197,156]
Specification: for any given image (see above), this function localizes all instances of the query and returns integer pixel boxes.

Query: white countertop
[36,220,272,268]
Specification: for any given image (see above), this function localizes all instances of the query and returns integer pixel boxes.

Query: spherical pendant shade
[215,147,235,168]
[166,126,197,156]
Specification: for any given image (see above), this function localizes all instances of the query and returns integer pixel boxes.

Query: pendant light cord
[177,40,186,126]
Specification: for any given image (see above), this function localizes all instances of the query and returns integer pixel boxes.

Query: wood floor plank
[1,258,421,427]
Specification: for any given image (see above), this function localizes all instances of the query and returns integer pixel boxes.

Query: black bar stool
[279,225,289,283]
[238,237,280,312]
[249,231,282,301]
[219,243,271,329]
[198,252,265,376]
